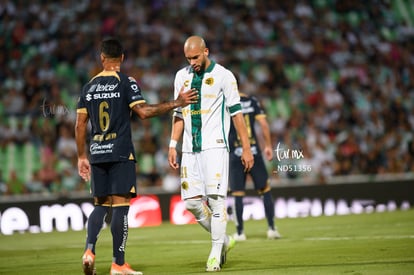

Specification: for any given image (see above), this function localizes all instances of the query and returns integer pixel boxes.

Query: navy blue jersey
[77,71,145,164]
[228,93,266,156]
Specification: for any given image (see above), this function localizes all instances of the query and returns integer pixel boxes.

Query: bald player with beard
[168,35,254,272]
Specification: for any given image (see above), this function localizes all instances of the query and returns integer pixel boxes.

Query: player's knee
[207,195,225,212]
[257,185,271,195]
[94,196,111,206]
[185,198,211,222]
[185,198,203,212]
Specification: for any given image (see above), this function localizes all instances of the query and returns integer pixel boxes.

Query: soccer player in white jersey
[168,35,254,272]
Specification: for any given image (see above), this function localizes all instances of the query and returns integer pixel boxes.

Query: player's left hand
[77,157,91,182]
[176,87,198,107]
[168,147,180,169]
[263,146,273,161]
[241,149,254,172]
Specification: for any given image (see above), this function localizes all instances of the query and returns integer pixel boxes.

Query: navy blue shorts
[229,153,269,192]
[90,161,137,197]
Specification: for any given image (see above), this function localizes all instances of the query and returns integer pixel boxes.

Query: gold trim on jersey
[90,70,121,82]
[112,202,131,207]
[77,108,87,114]
[255,113,267,119]
[95,203,112,207]
[129,100,146,108]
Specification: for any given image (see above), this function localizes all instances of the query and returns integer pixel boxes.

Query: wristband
[169,139,177,148]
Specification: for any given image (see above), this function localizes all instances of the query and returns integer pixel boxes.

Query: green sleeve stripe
[229,103,241,115]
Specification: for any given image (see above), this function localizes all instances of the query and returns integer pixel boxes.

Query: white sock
[207,195,227,261]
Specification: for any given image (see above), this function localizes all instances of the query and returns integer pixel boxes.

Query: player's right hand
[77,157,91,182]
[168,148,180,169]
[176,87,198,107]
[241,149,254,173]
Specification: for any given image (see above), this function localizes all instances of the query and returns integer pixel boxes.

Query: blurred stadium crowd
[0,0,413,196]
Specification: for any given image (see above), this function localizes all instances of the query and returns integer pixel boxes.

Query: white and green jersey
[173,61,242,153]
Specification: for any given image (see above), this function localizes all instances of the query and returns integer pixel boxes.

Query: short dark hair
[101,38,123,58]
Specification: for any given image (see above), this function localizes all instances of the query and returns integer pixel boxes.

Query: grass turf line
[0,209,413,274]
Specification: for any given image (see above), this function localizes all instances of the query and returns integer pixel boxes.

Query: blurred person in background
[6,170,27,195]
[0,170,7,195]
[37,160,59,193]
[228,91,281,241]
[56,123,77,161]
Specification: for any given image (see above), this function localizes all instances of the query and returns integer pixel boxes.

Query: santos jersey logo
[182,108,211,116]
[86,92,120,101]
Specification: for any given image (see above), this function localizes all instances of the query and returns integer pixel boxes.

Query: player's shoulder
[124,74,139,85]
[115,72,141,92]
[176,65,192,76]
[211,62,231,74]
[211,63,236,84]
[116,71,135,82]
[80,75,100,94]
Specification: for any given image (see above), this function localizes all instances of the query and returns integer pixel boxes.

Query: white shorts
[180,148,229,199]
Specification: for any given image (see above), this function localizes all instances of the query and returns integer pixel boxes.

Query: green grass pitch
[1,209,413,274]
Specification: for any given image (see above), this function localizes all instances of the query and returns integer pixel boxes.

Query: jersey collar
[191,61,216,75]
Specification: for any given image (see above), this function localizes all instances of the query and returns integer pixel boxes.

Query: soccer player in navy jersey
[228,92,281,241]
[75,37,197,275]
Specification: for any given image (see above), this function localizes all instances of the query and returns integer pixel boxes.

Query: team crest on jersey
[205,77,214,86]
[184,80,190,87]
[181,181,189,190]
